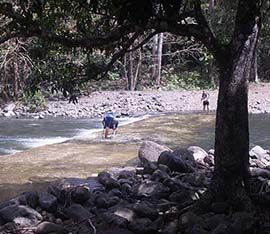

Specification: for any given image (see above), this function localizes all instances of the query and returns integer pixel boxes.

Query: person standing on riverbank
[102,112,119,138]
[201,90,210,111]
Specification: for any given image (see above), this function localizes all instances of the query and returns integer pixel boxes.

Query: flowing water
[0,113,270,201]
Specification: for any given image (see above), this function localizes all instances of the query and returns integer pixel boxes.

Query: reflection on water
[0,113,270,201]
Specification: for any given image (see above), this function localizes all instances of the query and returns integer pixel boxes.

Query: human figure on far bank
[201,90,210,111]
[102,112,119,139]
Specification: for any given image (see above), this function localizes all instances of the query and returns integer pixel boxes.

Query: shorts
[203,100,209,106]
[104,119,118,129]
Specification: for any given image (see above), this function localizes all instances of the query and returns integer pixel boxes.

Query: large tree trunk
[210,7,260,209]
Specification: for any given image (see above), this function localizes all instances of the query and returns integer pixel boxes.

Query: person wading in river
[102,112,119,139]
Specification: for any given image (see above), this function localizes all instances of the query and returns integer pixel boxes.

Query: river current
[0,113,270,156]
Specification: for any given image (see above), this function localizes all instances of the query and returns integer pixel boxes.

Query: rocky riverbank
[0,141,270,234]
[1,82,270,119]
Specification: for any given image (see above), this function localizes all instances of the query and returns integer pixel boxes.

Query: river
[0,113,269,156]
[0,113,269,201]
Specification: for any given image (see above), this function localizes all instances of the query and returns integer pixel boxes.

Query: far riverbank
[0,82,269,119]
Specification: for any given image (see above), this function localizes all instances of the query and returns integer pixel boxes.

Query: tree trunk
[208,0,215,13]
[249,53,259,82]
[127,47,134,91]
[151,34,158,81]
[125,45,141,91]
[210,11,260,210]
[156,33,163,86]
[133,48,142,90]
[152,33,163,86]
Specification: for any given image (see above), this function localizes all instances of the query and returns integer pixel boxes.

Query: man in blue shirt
[102,112,119,138]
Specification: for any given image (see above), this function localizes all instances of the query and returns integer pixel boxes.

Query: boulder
[114,208,135,222]
[169,190,192,203]
[143,162,158,175]
[187,146,208,164]
[98,171,120,189]
[161,220,178,234]
[71,186,90,204]
[138,141,172,163]
[158,151,194,173]
[19,191,39,208]
[135,181,170,199]
[64,204,94,222]
[0,205,42,223]
[99,212,128,228]
[249,145,270,160]
[128,218,158,234]
[150,169,170,182]
[132,202,158,221]
[106,167,137,180]
[38,192,58,212]
[36,221,68,234]
[3,103,16,112]
[250,168,270,178]
[48,177,104,200]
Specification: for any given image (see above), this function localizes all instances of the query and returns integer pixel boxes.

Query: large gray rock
[138,141,172,163]
[3,103,16,112]
[71,186,90,204]
[106,167,137,180]
[48,177,104,200]
[0,205,42,223]
[65,204,93,222]
[114,208,135,222]
[187,146,209,165]
[158,151,194,173]
[99,212,128,228]
[38,192,58,212]
[132,202,158,221]
[98,171,120,189]
[128,218,158,234]
[135,181,170,199]
[249,145,270,161]
[36,221,68,234]
[250,168,270,178]
[19,191,39,208]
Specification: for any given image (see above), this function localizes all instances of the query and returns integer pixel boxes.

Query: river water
[0,113,269,202]
[0,113,270,156]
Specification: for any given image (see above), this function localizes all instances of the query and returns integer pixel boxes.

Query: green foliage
[22,90,46,112]
[165,71,215,90]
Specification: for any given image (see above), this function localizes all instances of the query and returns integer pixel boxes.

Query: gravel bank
[1,82,270,118]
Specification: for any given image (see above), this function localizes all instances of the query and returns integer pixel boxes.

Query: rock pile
[0,141,269,234]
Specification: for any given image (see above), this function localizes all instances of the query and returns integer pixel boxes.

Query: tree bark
[127,46,134,91]
[151,34,158,81]
[151,33,163,87]
[155,33,163,86]
[125,45,141,91]
[249,53,259,82]
[210,7,260,209]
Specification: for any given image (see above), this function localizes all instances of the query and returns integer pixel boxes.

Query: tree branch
[0,32,21,44]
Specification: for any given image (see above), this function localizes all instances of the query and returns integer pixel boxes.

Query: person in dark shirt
[102,112,119,138]
[201,90,210,111]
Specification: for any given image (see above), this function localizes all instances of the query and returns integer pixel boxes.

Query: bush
[165,71,215,90]
[22,90,46,112]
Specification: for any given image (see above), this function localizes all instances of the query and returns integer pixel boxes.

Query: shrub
[165,71,216,90]
[22,90,46,112]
